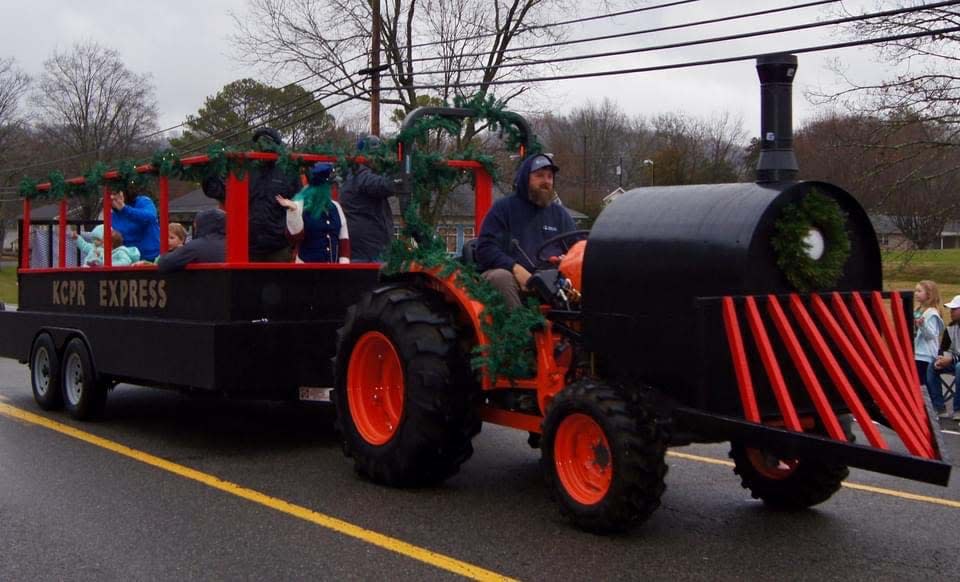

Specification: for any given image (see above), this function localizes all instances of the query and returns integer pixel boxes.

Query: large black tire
[60,337,107,420]
[541,379,668,533]
[729,416,853,510]
[333,284,480,487]
[30,333,63,410]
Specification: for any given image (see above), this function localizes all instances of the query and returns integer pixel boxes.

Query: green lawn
[882,248,960,286]
[0,266,16,306]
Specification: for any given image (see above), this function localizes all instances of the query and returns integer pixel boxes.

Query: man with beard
[475,153,577,308]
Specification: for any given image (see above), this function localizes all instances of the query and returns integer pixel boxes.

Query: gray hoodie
[157,209,226,273]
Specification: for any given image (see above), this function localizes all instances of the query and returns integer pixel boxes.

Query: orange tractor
[332,55,950,532]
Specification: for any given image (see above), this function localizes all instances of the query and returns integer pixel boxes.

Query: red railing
[20,153,494,271]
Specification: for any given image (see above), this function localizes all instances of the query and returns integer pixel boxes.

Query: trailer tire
[333,284,480,487]
[729,418,852,510]
[541,379,668,533]
[30,333,63,410]
[61,338,107,420]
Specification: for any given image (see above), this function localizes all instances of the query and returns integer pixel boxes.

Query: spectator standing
[914,280,945,412]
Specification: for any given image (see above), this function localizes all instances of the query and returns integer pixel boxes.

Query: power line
[400,1,953,77]
[401,0,842,66]
[380,23,960,91]
[394,0,704,52]
[0,56,368,177]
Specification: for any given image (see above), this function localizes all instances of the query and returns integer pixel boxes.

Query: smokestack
[755,53,799,183]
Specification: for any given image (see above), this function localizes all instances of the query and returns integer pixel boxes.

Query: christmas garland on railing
[16,94,545,378]
[771,189,850,292]
[383,202,545,380]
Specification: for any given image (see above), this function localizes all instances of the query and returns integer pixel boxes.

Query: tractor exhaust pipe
[756,53,799,183]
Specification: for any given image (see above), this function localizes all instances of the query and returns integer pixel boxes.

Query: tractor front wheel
[541,379,668,533]
[729,430,850,510]
[333,284,480,487]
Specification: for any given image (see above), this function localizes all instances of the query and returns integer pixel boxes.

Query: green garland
[14,92,546,379]
[383,202,545,379]
[771,190,850,292]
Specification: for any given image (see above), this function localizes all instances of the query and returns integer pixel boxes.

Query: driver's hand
[512,263,532,290]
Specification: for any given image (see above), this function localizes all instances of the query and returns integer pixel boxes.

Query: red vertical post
[721,297,761,423]
[474,168,493,235]
[21,199,31,270]
[159,176,170,254]
[743,296,803,432]
[103,185,113,267]
[58,199,67,268]
[226,172,249,264]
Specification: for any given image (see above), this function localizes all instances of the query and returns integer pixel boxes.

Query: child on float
[913,280,945,413]
[275,162,351,263]
[70,225,141,267]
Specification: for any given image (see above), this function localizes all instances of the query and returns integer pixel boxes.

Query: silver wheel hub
[64,353,84,405]
[33,347,51,396]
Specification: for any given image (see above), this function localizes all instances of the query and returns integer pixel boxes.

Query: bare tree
[230,0,576,131]
[31,42,158,218]
[0,58,31,263]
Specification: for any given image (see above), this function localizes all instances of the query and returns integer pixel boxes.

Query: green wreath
[770,190,850,292]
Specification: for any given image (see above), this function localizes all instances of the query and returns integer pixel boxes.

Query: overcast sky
[3,0,893,141]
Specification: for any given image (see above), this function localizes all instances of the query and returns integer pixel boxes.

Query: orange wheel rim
[554,413,613,505]
[746,448,799,480]
[347,331,404,445]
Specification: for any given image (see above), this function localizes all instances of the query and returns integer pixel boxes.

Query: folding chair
[940,371,957,411]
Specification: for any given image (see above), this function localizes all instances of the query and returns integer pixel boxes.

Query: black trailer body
[0,265,380,398]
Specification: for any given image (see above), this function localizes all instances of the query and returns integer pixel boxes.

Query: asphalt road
[1,356,958,581]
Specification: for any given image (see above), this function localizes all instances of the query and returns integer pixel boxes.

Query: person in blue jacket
[110,187,161,261]
[475,153,577,308]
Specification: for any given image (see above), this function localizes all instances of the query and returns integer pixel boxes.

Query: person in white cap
[932,294,960,420]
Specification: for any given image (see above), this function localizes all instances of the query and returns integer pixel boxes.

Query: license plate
[299,387,333,402]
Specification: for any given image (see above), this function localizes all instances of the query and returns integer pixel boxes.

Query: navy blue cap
[529,154,559,173]
[309,162,334,185]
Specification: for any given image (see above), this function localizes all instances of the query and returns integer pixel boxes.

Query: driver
[475,153,578,308]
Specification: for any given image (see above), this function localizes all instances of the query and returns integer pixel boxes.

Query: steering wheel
[535,229,590,263]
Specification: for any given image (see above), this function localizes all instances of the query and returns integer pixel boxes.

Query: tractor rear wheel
[333,284,480,487]
[541,379,668,533]
[729,417,852,510]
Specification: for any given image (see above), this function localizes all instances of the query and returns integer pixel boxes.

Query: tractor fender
[380,266,488,347]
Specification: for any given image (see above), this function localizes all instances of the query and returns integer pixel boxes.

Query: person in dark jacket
[339,135,403,262]
[475,153,577,309]
[201,127,301,262]
[157,209,226,273]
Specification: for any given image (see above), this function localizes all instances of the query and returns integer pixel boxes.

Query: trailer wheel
[729,418,852,510]
[30,333,63,410]
[333,284,480,487]
[61,338,107,420]
[541,379,668,533]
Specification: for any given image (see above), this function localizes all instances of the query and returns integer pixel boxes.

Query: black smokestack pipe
[756,53,799,183]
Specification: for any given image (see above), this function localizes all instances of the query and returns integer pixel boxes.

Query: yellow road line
[0,402,515,582]
[667,450,960,509]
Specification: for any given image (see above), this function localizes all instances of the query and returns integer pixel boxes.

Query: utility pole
[370,0,381,136]
[581,134,587,212]
[617,155,623,188]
